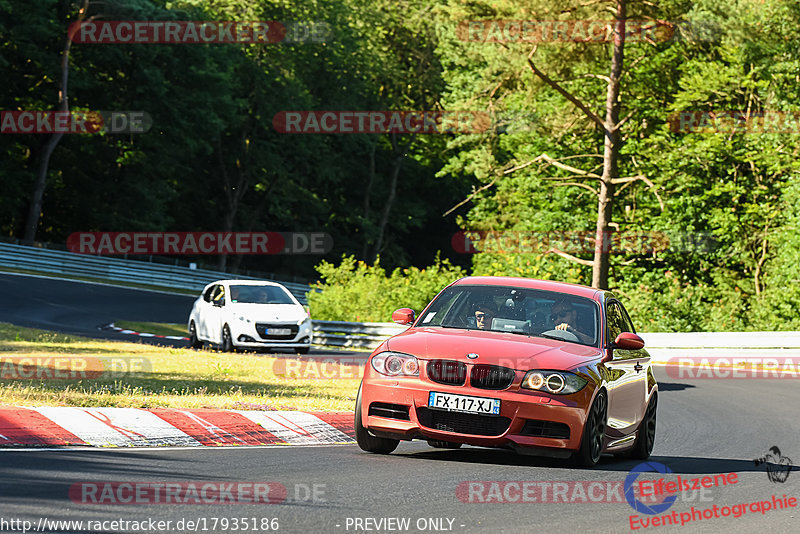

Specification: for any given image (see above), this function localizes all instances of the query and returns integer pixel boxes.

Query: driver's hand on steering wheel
[555,322,572,332]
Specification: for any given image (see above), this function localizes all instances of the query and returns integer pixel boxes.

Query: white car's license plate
[428,391,500,415]
[267,328,292,336]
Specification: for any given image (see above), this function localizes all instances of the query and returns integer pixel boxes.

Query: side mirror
[391,308,415,326]
[613,332,645,350]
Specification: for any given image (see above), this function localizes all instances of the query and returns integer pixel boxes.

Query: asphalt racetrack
[0,272,196,345]
[1,376,798,533]
[0,272,798,533]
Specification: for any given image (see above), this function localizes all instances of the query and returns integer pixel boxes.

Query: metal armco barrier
[639,332,800,363]
[309,324,800,354]
[0,242,312,304]
[312,320,407,349]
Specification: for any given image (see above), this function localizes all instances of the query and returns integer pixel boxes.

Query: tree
[21,0,90,242]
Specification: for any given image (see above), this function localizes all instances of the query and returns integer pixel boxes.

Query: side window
[606,301,626,344]
[203,285,216,302]
[617,301,636,334]
[212,285,226,305]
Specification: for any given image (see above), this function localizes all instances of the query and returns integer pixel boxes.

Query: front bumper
[360,369,595,454]
[230,321,312,349]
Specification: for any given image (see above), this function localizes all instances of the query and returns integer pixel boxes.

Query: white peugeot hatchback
[188,280,312,353]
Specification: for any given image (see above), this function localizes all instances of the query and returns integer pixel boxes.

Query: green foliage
[308,254,466,322]
[3,0,800,331]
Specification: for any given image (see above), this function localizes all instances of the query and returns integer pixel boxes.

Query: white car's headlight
[298,317,311,327]
[371,351,419,377]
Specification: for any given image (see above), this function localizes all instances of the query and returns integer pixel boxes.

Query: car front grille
[470,364,516,390]
[368,402,411,421]
[255,323,298,340]
[416,407,511,436]
[520,419,571,439]
[427,360,467,386]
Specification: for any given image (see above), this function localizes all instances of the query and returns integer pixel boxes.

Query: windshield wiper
[531,332,565,341]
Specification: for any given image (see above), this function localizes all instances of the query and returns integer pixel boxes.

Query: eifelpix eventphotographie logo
[754,446,793,483]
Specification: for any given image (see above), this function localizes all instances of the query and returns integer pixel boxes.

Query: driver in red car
[550,300,593,344]
[474,302,495,330]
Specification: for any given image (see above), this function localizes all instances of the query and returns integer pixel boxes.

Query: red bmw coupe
[355,276,657,467]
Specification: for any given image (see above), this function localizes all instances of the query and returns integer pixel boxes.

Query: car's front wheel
[355,383,399,454]
[576,390,607,467]
[221,325,234,352]
[189,321,202,349]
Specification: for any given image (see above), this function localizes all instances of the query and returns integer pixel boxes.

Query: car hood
[225,303,306,322]
[385,327,601,370]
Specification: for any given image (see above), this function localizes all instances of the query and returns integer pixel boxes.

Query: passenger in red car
[474,304,495,330]
[551,300,593,344]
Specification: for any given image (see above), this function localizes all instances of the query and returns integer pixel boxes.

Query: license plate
[428,391,500,415]
[267,328,292,336]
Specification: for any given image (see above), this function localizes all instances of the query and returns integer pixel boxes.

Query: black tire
[188,321,202,349]
[221,325,234,352]
[354,383,399,454]
[427,440,462,449]
[295,346,310,355]
[576,390,607,467]
[630,394,657,460]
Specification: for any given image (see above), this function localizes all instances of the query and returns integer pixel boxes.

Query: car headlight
[371,351,419,377]
[521,370,587,394]
[298,317,311,327]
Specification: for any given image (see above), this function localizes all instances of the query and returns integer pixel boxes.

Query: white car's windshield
[417,285,600,347]
[229,285,294,304]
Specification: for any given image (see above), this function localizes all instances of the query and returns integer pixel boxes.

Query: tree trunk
[372,134,411,262]
[361,140,376,259]
[22,1,89,242]
[591,0,626,289]
[216,133,249,272]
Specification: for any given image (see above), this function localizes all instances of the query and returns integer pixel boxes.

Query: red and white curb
[0,408,355,448]
[104,322,189,341]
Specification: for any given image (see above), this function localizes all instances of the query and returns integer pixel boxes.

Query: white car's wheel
[189,321,202,349]
[221,324,235,352]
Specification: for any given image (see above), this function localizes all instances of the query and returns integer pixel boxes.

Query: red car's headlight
[371,351,419,377]
[521,370,587,394]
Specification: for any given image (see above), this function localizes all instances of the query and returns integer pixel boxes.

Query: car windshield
[229,285,295,304]
[416,284,600,347]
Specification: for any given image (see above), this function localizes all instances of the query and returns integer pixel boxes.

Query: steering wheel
[540,329,580,343]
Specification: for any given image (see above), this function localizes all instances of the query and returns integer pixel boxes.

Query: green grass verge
[114,320,188,338]
[0,323,360,411]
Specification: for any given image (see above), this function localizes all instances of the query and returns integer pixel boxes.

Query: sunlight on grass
[114,320,188,338]
[0,323,360,411]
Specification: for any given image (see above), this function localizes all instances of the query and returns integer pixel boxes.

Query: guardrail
[0,242,312,304]
[312,321,407,349]
[639,332,800,362]
[310,323,800,356]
